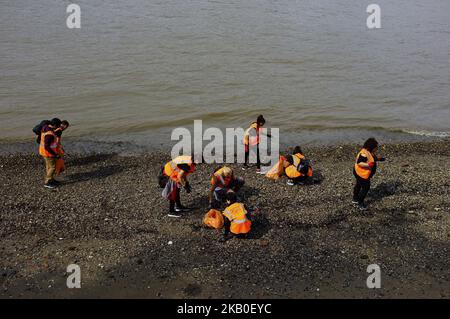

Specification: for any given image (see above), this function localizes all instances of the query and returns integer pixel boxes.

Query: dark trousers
[289,175,308,184]
[353,170,371,204]
[244,144,260,169]
[169,189,182,211]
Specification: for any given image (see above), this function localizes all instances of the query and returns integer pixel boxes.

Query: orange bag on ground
[265,156,286,180]
[203,209,224,229]
[55,158,65,176]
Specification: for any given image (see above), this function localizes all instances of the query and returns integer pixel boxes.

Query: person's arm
[209,176,217,204]
[258,127,271,138]
[44,135,59,157]
[356,154,371,168]
[174,168,186,186]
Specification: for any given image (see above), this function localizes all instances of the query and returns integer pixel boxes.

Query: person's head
[256,115,266,127]
[226,191,237,205]
[49,118,61,129]
[293,146,303,155]
[363,137,379,152]
[286,155,294,165]
[221,166,233,177]
[60,120,70,131]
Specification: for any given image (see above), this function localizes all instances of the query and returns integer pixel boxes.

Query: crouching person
[221,192,251,242]
[208,166,244,209]
[285,146,313,186]
[161,155,196,218]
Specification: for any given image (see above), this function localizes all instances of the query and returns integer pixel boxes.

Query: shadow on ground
[64,165,124,184]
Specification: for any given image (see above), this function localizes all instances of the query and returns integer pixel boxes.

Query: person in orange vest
[208,166,244,209]
[243,115,271,173]
[353,138,386,210]
[39,118,62,189]
[54,120,70,176]
[220,192,251,242]
[161,155,197,218]
[285,146,313,186]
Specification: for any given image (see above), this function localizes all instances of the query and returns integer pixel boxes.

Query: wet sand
[0,140,449,298]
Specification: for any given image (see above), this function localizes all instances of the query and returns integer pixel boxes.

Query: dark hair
[256,115,265,126]
[61,120,69,127]
[363,138,379,152]
[50,118,61,127]
[226,191,237,203]
[285,155,294,165]
[293,146,303,155]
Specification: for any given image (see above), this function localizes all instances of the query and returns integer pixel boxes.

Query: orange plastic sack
[55,158,65,176]
[265,156,286,180]
[203,209,224,229]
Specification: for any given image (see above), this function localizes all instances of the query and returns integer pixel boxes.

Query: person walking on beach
[243,115,271,173]
[39,118,62,189]
[208,166,245,209]
[161,155,197,218]
[353,138,386,210]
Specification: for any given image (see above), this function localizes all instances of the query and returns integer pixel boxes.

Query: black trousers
[289,175,308,184]
[353,169,371,204]
[244,144,261,169]
[169,189,182,211]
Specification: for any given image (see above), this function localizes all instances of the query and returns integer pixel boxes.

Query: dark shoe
[352,198,359,204]
[175,205,191,212]
[287,179,294,186]
[358,203,368,211]
[44,182,57,189]
[167,211,182,218]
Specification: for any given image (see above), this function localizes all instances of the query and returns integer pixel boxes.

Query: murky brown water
[1,0,449,146]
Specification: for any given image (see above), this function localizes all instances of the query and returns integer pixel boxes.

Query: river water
[1,0,449,149]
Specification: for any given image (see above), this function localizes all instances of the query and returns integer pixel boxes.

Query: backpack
[297,158,311,175]
[157,165,168,188]
[32,120,50,135]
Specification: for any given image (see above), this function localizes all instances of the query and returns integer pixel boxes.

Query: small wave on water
[402,130,450,138]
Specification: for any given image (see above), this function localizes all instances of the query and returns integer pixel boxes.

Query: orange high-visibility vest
[163,155,195,182]
[243,122,261,146]
[39,130,58,158]
[287,153,313,178]
[211,167,232,187]
[354,148,375,180]
[223,202,251,235]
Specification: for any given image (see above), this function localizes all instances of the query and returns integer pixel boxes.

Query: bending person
[162,155,197,218]
[285,146,313,186]
[209,166,244,209]
[221,192,251,242]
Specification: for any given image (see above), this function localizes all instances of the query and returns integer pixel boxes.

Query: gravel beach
[0,140,449,298]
